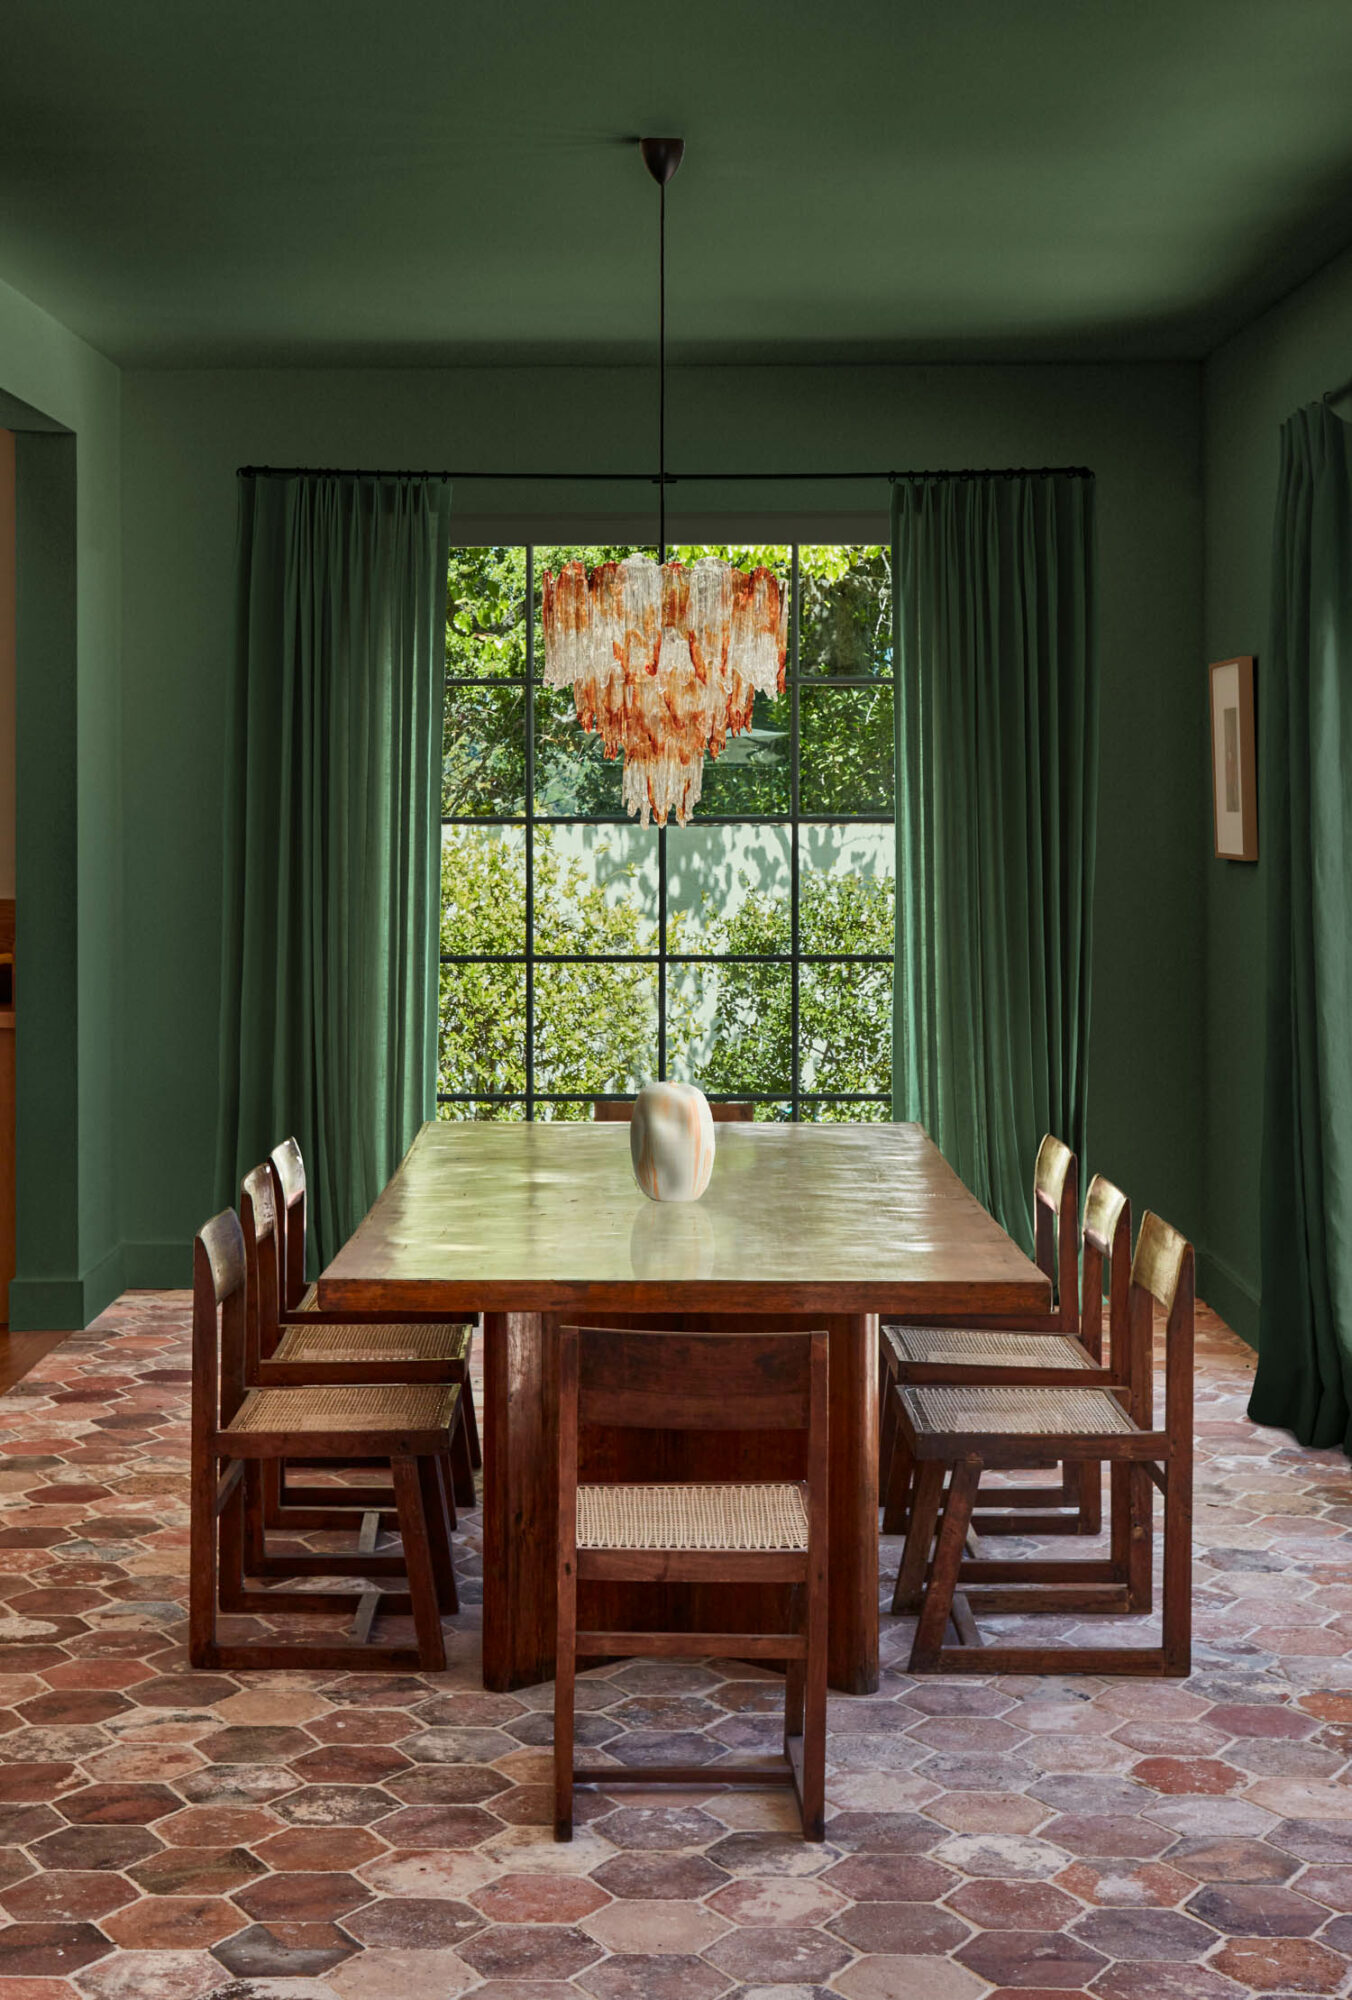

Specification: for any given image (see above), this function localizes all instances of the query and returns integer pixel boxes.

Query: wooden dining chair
[554,1321,828,1842]
[891,1210,1193,1677]
[884,1174,1147,1613]
[189,1209,459,1672]
[880,1135,1092,1536]
[592,1099,755,1122]
[241,1165,476,1536]
[269,1137,480,1472]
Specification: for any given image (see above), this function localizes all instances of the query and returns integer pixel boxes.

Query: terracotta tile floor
[0,1293,1349,2000]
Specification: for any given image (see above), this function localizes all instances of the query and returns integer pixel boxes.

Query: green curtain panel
[1252,404,1352,1454]
[216,472,453,1270]
[891,473,1098,1252]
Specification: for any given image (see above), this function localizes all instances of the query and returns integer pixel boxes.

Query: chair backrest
[239,1163,284,1371]
[1033,1134,1079,1332]
[1128,1211,1194,1444]
[593,1099,755,1123]
[556,1321,829,1553]
[268,1137,308,1311]
[192,1209,247,1454]
[1080,1174,1131,1383]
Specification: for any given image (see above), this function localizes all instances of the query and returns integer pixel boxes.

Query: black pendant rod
[659,172,667,562]
[236,464,1094,483]
[640,135,684,562]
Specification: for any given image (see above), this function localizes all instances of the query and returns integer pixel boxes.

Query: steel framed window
[439,542,893,1120]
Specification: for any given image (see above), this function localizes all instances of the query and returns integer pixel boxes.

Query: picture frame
[1209,656,1258,862]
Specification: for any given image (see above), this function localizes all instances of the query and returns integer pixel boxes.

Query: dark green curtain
[1252,404,1352,1454]
[216,472,453,1269]
[891,473,1098,1252]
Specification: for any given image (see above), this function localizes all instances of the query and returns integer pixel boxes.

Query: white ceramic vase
[630,1081,716,1203]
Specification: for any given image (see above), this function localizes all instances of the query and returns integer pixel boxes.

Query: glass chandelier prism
[541,138,788,828]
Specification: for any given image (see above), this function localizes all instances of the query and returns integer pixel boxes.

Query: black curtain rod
[236,463,1093,483]
[1323,376,1352,405]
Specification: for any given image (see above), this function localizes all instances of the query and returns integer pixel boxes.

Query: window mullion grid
[790,544,802,1123]
[524,545,536,1120]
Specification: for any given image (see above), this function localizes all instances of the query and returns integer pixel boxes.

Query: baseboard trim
[1198,1246,1260,1351]
[7,1240,187,1331]
[81,1244,127,1324]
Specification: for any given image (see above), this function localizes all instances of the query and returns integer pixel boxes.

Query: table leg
[829,1311,879,1695]
[482,1310,557,1693]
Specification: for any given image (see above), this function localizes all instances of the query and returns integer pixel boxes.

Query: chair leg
[878,1348,898,1484]
[420,1453,460,1616]
[390,1454,446,1672]
[881,1400,915,1537]
[783,1586,805,1745]
[554,1551,577,1843]
[801,1546,827,1843]
[457,1361,483,1472]
[891,1458,944,1614]
[189,1451,220,1667]
[1127,1461,1153,1612]
[910,1455,981,1671]
[1162,1454,1191,1676]
[448,1402,477,1511]
[1071,1456,1103,1535]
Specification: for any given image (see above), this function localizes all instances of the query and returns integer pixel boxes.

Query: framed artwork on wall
[1209,655,1258,861]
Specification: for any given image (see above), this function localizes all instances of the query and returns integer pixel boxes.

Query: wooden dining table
[320,1119,1048,1696]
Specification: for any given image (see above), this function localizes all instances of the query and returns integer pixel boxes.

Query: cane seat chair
[592,1099,755,1122]
[269,1137,481,1476]
[891,1210,1193,1678]
[883,1175,1139,1595]
[554,1322,829,1842]
[241,1166,476,1533]
[881,1136,1096,1536]
[189,1210,459,1672]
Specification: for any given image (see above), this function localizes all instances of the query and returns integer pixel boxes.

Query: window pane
[669,963,792,1096]
[534,684,628,818]
[534,964,658,1098]
[438,961,527,1105]
[799,960,892,1096]
[534,826,659,956]
[798,825,894,957]
[799,685,894,815]
[692,688,791,819]
[443,682,526,817]
[798,545,892,680]
[666,825,791,957]
[441,825,526,956]
[446,545,529,679]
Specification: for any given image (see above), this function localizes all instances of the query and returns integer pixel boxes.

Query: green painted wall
[119,361,1205,1282]
[1201,241,1352,1345]
[0,277,123,1328]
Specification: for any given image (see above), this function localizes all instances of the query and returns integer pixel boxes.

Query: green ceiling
[4,0,1352,367]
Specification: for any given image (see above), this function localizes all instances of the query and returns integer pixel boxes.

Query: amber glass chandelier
[542,139,788,827]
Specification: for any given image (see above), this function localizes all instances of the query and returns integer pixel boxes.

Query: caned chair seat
[226,1382,459,1443]
[891,1210,1194,1679]
[884,1325,1094,1370]
[577,1481,810,1553]
[191,1209,460,1675]
[274,1322,472,1366]
[900,1383,1136,1441]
